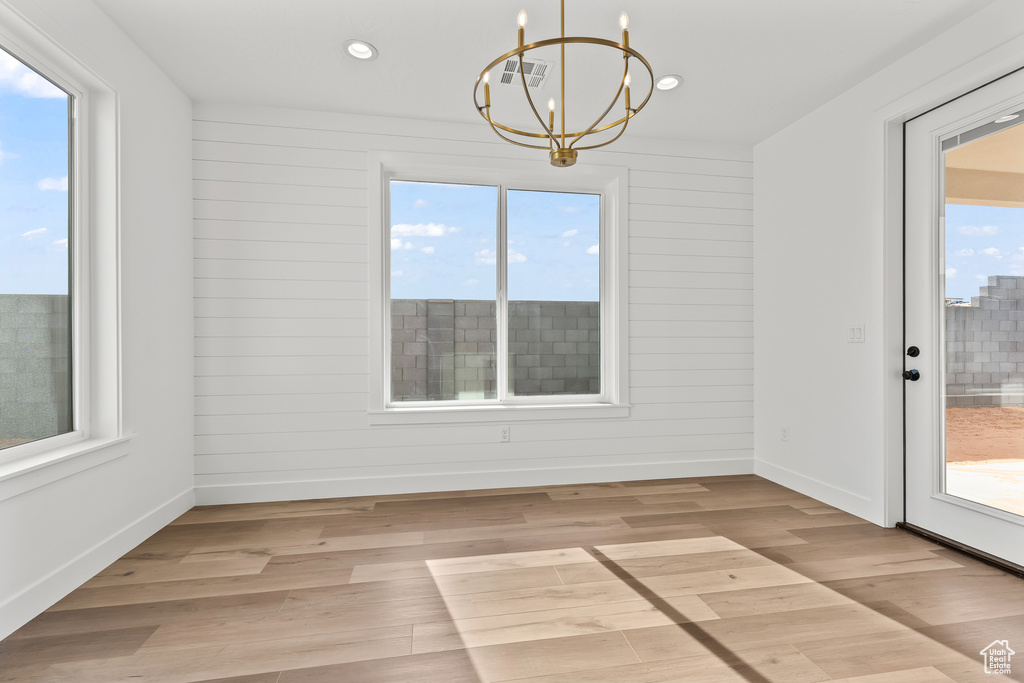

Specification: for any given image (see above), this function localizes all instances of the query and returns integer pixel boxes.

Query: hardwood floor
[2,475,1022,682]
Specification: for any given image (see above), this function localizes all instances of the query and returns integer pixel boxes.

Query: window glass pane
[0,49,72,450]
[943,124,1024,517]
[507,189,600,396]
[389,181,497,401]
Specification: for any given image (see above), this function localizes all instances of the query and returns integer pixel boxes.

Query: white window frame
[0,7,126,500]
[368,152,629,424]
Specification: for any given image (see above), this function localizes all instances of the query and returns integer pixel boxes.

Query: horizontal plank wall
[192,103,753,504]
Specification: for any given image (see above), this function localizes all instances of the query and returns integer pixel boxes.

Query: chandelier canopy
[473,1,653,167]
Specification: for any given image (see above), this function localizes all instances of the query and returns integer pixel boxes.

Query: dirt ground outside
[945,406,1024,516]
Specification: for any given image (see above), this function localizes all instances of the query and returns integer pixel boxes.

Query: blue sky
[0,49,69,296]
[945,203,1024,300]
[390,181,600,302]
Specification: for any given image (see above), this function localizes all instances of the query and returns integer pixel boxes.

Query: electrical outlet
[499,425,511,443]
[780,425,790,442]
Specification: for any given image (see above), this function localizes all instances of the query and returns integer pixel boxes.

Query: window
[0,47,72,452]
[369,154,629,423]
[0,4,123,489]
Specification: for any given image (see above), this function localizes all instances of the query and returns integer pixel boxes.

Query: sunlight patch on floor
[424,537,979,683]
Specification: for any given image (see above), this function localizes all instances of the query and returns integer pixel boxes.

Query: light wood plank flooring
[2,475,1022,682]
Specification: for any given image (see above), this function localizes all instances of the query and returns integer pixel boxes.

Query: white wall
[192,103,754,504]
[0,0,193,639]
[754,0,1024,525]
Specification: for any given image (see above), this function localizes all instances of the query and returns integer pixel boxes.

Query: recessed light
[656,74,682,91]
[344,40,378,61]
[995,114,1019,123]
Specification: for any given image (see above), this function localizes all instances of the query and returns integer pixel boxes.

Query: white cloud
[955,248,974,257]
[561,229,578,238]
[52,238,67,249]
[391,238,402,250]
[0,142,16,165]
[21,227,47,239]
[976,274,988,281]
[391,223,457,238]
[0,52,66,98]
[391,270,403,277]
[959,225,999,236]
[945,268,957,278]
[586,244,600,255]
[37,176,67,191]
[413,199,428,208]
[981,247,1003,259]
[462,278,479,287]
[475,248,526,265]
[421,246,435,254]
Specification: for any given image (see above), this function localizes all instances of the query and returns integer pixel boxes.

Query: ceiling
[91,0,997,146]
[946,117,1024,208]
[948,120,1024,173]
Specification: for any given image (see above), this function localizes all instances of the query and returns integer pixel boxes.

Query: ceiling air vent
[499,58,554,89]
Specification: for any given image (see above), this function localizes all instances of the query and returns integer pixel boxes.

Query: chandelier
[473,1,653,167]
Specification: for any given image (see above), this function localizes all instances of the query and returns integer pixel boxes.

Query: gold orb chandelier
[473,1,653,167]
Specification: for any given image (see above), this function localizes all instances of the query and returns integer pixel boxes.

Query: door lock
[903,369,921,381]
[907,346,920,357]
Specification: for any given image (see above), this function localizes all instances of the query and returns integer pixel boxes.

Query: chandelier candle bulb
[624,73,631,111]
[518,10,527,46]
[484,71,490,107]
[620,13,629,48]
[548,98,556,132]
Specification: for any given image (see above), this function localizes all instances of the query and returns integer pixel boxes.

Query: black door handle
[907,346,920,357]
[903,369,920,381]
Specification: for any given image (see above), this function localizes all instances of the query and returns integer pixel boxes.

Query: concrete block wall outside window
[391,299,600,401]
[0,294,71,447]
[946,275,1024,406]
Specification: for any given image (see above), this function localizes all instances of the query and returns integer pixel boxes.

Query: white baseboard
[195,458,755,505]
[754,459,879,524]
[0,487,195,641]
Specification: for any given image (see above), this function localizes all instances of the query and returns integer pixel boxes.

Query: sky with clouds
[945,203,1024,301]
[390,181,600,302]
[0,49,69,296]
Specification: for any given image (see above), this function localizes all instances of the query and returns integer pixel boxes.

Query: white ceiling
[91,0,997,146]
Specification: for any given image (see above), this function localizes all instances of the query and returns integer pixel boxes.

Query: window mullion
[496,185,509,402]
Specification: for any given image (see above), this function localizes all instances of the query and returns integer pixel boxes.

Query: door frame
[882,57,1024,528]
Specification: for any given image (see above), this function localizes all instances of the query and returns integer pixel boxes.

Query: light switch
[847,324,865,343]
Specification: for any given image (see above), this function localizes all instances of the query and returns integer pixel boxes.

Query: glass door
[905,70,1024,567]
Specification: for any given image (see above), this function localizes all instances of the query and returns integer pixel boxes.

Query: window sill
[0,435,133,503]
[368,403,630,425]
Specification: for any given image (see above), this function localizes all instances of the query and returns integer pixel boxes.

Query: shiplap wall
[192,103,753,504]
